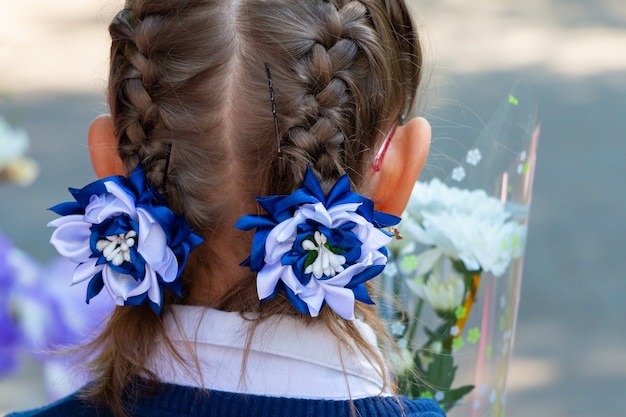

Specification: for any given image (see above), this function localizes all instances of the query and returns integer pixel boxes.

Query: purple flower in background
[33,257,114,400]
[0,229,114,396]
[7,251,114,398]
[39,257,114,348]
[0,302,20,378]
[0,231,21,378]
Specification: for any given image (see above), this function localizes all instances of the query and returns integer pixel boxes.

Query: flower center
[96,230,137,267]
[302,231,346,279]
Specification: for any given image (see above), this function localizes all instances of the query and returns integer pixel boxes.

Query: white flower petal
[273,214,301,243]
[256,261,286,300]
[298,203,333,227]
[135,209,179,281]
[350,222,391,253]
[71,259,103,285]
[104,181,137,213]
[143,264,163,305]
[296,285,326,317]
[0,117,29,166]
[102,267,142,305]
[136,210,166,257]
[125,267,159,302]
[414,248,443,276]
[407,264,465,313]
[155,250,178,283]
[84,194,132,224]
[49,216,93,263]
[320,285,356,320]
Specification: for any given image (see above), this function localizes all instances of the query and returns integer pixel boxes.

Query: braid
[109,8,171,187]
[244,0,418,196]
[271,2,363,193]
[107,0,241,230]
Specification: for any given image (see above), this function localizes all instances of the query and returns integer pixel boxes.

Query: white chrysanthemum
[0,116,29,168]
[402,178,526,276]
[406,268,465,314]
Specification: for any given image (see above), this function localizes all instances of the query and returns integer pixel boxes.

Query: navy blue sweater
[8,382,445,417]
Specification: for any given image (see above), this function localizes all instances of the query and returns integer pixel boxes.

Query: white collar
[147,305,391,400]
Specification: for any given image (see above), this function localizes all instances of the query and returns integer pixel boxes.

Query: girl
[10,0,441,416]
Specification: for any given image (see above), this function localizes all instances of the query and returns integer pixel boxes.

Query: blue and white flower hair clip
[48,164,203,314]
[235,168,400,320]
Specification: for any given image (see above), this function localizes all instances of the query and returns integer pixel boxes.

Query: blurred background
[1,0,625,416]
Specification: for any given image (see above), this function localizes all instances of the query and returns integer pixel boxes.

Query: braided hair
[248,0,420,196]
[85,1,422,415]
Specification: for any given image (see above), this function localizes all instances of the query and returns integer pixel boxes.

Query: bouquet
[383,82,540,416]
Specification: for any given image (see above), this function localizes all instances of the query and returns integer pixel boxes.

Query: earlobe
[88,115,125,178]
[369,117,431,216]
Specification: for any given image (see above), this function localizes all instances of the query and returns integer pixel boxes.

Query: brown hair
[84,0,422,415]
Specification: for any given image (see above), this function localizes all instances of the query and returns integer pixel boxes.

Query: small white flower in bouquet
[383,83,540,415]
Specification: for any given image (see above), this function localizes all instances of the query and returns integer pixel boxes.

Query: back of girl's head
[108,0,420,231]
[88,0,422,413]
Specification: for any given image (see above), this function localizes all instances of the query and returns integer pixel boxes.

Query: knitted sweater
[8,383,445,417]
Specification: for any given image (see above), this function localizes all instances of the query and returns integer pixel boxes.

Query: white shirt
[147,305,392,400]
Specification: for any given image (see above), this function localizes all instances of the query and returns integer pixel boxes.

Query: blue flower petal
[301,167,326,202]
[49,201,84,216]
[282,285,311,315]
[325,175,357,207]
[351,283,375,305]
[234,215,276,231]
[86,273,105,303]
[349,262,386,287]
[259,189,319,222]
[372,210,401,228]
[249,228,272,272]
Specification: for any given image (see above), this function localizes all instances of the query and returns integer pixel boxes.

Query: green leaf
[324,242,343,255]
[425,353,456,388]
[440,385,475,412]
[303,250,318,269]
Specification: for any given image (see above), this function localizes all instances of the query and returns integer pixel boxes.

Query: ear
[88,115,125,178]
[367,117,431,216]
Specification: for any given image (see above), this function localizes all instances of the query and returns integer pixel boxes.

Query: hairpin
[162,143,173,190]
[265,63,281,154]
